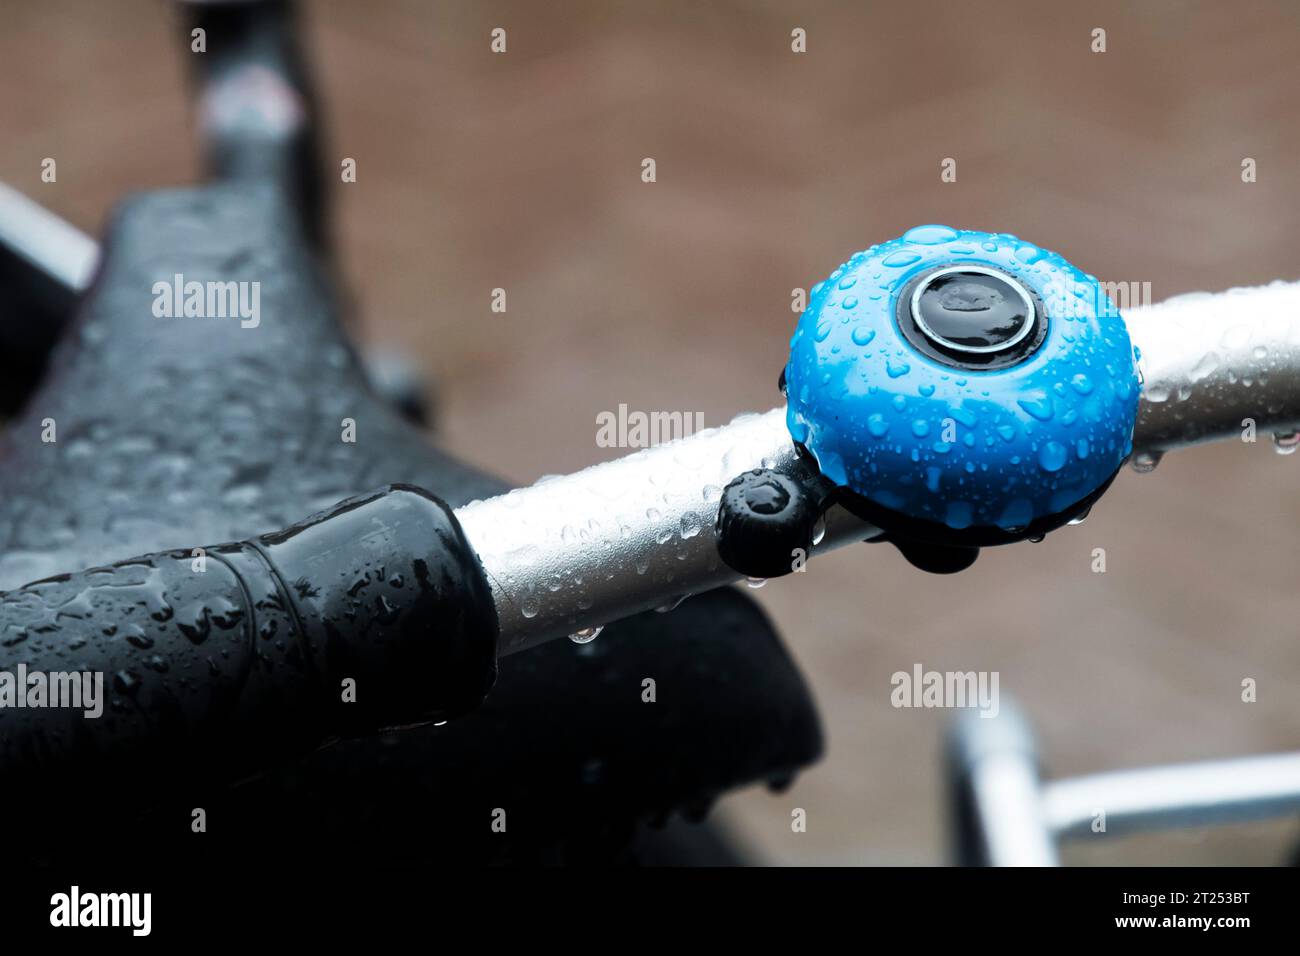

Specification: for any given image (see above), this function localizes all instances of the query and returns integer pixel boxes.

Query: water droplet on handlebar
[1130,450,1162,474]
[568,626,602,644]
[745,576,767,589]
[811,515,827,546]
[1272,430,1300,455]
[1143,383,1169,403]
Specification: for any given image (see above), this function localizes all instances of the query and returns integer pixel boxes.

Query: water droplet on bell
[1037,440,1068,473]
[746,576,767,589]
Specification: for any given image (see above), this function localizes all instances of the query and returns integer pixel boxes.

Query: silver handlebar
[4,185,1297,652]
[458,281,1300,653]
[456,410,882,654]
[1127,280,1300,460]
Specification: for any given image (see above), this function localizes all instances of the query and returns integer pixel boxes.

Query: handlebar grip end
[253,483,500,733]
[0,485,500,806]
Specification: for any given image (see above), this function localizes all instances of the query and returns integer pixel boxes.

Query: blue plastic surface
[784,225,1140,532]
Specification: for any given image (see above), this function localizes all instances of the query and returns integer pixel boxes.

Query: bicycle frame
[949,703,1300,866]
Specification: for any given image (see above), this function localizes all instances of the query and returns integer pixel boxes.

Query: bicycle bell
[719,225,1142,575]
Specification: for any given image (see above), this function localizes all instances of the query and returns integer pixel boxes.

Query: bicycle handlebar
[4,214,1300,800]
[458,278,1300,650]
[5,281,1297,712]
[457,408,881,654]
[1126,280,1300,458]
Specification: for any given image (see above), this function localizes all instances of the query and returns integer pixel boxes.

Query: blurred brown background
[3,0,1300,864]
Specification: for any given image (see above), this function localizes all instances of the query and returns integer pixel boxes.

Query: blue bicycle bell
[780,225,1140,572]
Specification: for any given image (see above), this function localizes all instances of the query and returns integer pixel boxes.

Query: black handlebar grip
[0,484,498,805]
